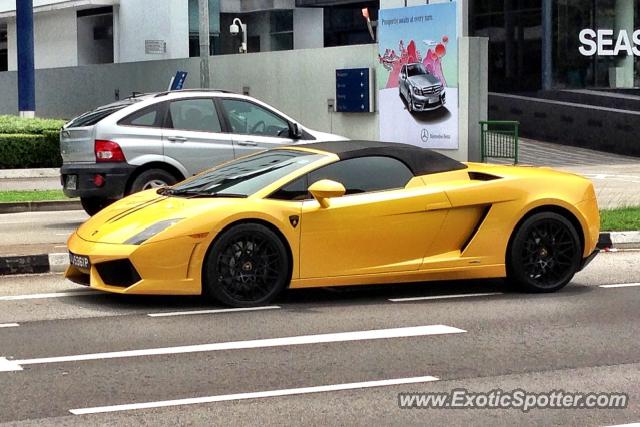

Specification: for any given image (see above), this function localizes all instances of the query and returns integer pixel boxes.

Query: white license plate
[69,252,90,270]
[65,175,77,190]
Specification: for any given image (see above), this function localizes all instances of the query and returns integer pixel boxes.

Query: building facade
[0,0,378,71]
[467,0,640,156]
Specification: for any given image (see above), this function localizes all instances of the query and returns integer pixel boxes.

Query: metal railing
[480,121,519,164]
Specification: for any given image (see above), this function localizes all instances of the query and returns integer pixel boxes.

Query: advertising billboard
[377,3,458,149]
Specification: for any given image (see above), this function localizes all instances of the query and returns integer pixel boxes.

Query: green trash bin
[480,121,519,164]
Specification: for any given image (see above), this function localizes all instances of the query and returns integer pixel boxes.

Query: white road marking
[2,325,465,372]
[0,291,101,301]
[389,292,503,302]
[147,306,281,317]
[69,375,440,415]
[600,283,640,289]
[0,323,19,328]
[604,423,640,427]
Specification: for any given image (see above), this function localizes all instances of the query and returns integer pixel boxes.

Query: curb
[0,231,638,277]
[0,168,59,179]
[0,200,82,214]
[597,231,640,250]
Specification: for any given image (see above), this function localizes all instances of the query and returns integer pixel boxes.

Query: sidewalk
[0,168,61,192]
[488,138,640,209]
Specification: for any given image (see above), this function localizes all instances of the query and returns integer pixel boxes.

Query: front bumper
[411,91,446,111]
[65,232,204,295]
[61,162,137,199]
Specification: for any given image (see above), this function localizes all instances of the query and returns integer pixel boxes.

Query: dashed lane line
[0,324,466,372]
[69,375,440,415]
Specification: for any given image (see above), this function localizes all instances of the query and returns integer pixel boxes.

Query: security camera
[230,23,240,35]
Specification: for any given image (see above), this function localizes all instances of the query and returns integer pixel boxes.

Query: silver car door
[163,97,235,175]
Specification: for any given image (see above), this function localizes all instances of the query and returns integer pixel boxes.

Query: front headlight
[125,218,184,245]
[412,86,421,95]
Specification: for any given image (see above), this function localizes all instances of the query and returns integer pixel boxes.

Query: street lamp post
[198,0,210,88]
[230,18,247,54]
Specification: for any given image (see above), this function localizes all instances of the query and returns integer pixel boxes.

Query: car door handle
[237,140,258,146]
[167,136,187,143]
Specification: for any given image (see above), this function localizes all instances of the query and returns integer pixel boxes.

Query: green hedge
[0,116,65,169]
[0,115,65,135]
[0,132,62,169]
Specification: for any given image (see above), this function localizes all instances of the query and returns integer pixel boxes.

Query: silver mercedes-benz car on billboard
[60,90,344,215]
[399,63,446,113]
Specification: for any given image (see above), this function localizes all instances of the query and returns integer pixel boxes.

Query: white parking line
[604,423,640,427]
[600,283,640,289]
[389,292,503,302]
[0,323,19,328]
[0,324,465,372]
[0,291,102,301]
[148,306,281,318]
[69,375,440,415]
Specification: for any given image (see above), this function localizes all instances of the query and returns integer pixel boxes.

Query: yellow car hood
[76,189,238,244]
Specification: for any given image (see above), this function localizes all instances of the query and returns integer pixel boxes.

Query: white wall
[7,8,77,71]
[116,0,189,63]
[293,7,323,50]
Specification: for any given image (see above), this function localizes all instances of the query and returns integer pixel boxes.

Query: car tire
[128,169,178,194]
[203,223,290,307]
[408,93,414,113]
[507,212,582,293]
[80,197,115,216]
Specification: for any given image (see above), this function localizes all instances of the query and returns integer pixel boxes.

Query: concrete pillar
[16,0,35,117]
[459,37,489,162]
[612,0,634,88]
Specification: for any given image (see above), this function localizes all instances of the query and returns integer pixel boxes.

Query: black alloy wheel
[204,223,289,307]
[507,212,582,293]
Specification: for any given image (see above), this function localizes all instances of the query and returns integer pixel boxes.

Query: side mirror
[308,179,346,208]
[290,122,303,140]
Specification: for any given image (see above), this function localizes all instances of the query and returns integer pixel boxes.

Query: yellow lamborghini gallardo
[66,141,600,307]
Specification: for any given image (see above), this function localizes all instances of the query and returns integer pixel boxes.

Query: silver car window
[221,99,290,138]
[168,98,222,133]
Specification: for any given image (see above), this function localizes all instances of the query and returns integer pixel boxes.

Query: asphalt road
[0,210,87,256]
[0,251,639,426]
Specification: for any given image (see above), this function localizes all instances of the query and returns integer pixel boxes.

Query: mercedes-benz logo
[420,129,430,143]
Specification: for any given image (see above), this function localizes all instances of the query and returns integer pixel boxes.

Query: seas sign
[579,29,640,56]
[377,2,458,149]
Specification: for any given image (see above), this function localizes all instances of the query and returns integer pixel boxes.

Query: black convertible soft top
[295,140,467,176]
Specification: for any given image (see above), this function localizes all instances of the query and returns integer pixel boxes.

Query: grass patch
[600,206,640,232]
[0,190,71,203]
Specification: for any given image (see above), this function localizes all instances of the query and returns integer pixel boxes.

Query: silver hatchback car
[60,90,344,214]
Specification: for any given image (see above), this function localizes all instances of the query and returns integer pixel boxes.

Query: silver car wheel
[143,179,168,190]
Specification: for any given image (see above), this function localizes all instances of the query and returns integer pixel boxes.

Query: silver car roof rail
[154,89,237,98]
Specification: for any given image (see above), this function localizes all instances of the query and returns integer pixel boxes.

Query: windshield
[407,64,428,77]
[163,149,326,198]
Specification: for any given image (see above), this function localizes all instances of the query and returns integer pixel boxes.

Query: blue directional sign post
[169,71,188,91]
[335,68,373,113]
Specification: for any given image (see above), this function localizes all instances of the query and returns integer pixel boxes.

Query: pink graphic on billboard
[379,35,449,89]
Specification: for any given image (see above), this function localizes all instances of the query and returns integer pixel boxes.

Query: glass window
[119,104,164,127]
[220,99,290,138]
[67,100,139,128]
[308,156,413,195]
[167,150,326,197]
[168,98,222,133]
[269,175,309,201]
